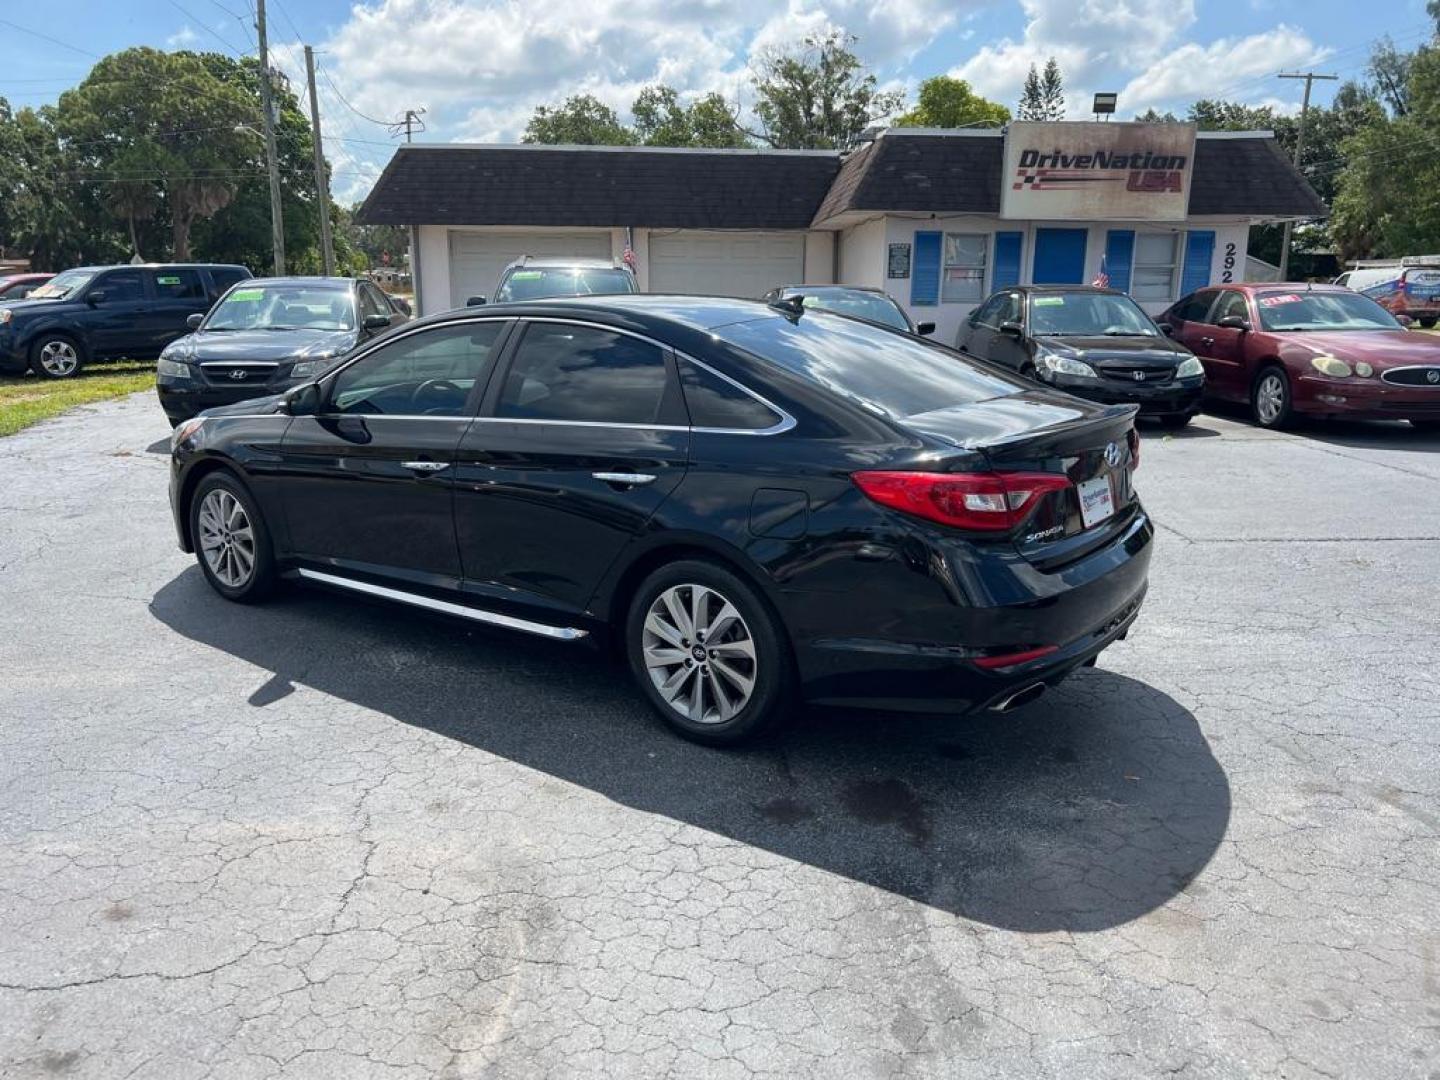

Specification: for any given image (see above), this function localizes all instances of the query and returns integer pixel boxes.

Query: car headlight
[1354,361,1374,377]
[1176,355,1204,378]
[0,309,12,326]
[1038,352,1098,379]
[289,353,341,378]
[156,357,193,378]
[171,417,205,449]
[1309,355,1352,378]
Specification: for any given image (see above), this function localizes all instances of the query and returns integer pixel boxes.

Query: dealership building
[358,121,1325,343]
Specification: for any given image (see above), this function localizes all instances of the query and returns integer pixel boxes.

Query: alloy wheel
[641,583,758,725]
[198,488,256,588]
[1256,373,1285,425]
[38,340,79,377]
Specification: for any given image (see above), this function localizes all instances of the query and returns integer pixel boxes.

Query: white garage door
[648,230,805,298]
[447,230,612,308]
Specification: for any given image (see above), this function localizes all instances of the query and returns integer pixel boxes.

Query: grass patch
[0,361,155,438]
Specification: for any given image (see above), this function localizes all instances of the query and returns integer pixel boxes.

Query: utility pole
[256,0,286,276]
[304,45,335,276]
[401,108,425,143]
[1277,70,1336,281]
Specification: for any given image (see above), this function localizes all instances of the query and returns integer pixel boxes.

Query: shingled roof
[811,130,1326,223]
[355,144,841,229]
[355,130,1326,229]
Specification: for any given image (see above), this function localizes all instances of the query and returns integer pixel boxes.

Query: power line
[163,0,248,56]
[0,17,99,58]
[316,64,396,127]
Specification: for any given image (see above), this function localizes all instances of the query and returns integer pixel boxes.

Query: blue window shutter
[911,231,941,306]
[1180,230,1215,295]
[993,232,1023,289]
[1104,230,1135,294]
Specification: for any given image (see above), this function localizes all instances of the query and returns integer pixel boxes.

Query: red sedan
[0,273,53,302]
[1161,283,1440,430]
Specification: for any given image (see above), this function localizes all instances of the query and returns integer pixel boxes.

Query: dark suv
[0,263,250,379]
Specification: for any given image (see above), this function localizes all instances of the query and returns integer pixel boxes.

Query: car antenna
[768,295,805,319]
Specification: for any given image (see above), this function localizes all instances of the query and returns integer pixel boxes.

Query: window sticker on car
[1259,294,1304,307]
[510,271,543,280]
[1033,296,1065,306]
[229,288,264,301]
[157,275,181,285]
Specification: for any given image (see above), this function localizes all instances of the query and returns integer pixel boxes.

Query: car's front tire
[29,333,87,379]
[1251,365,1293,429]
[625,558,793,746]
[189,472,276,603]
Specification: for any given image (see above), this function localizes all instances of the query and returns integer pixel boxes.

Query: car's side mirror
[86,290,107,306]
[1216,315,1250,332]
[999,320,1023,337]
[465,295,487,307]
[186,313,205,330]
[284,382,322,417]
[915,321,936,337]
[1157,321,1174,337]
[362,313,392,332]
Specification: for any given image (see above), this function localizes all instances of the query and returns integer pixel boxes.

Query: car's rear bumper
[1293,375,1440,421]
[788,507,1154,714]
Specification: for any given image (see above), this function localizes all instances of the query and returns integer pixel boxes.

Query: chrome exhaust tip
[990,682,1046,713]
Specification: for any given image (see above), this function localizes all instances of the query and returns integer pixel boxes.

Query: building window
[942,233,987,303]
[1131,233,1179,301]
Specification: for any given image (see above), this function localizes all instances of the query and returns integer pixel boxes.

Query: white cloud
[166,25,200,49]
[1118,26,1327,112]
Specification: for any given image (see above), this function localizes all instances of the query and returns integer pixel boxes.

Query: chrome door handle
[592,471,657,486]
[402,460,450,473]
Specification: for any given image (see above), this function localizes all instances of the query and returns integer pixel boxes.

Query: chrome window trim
[198,360,281,367]
[295,568,588,640]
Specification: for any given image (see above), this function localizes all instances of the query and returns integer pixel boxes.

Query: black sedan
[155,276,408,424]
[764,285,935,336]
[957,285,1205,428]
[169,295,1151,745]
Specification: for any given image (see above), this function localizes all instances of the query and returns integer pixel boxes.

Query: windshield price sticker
[229,289,263,302]
[1034,296,1066,306]
[157,275,181,285]
[1259,294,1304,307]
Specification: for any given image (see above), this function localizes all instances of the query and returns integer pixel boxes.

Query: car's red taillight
[851,470,1072,531]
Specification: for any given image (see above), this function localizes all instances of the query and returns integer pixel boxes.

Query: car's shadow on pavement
[150,569,1230,933]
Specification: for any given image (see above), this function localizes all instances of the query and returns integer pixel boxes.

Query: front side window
[496,323,669,424]
[360,285,391,321]
[970,294,1006,328]
[95,270,146,302]
[1212,291,1250,324]
[328,322,504,416]
[153,269,206,300]
[1132,233,1180,301]
[942,234,987,303]
[209,268,248,293]
[995,292,1023,325]
[495,267,636,302]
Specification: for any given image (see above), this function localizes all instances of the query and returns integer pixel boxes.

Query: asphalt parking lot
[2,394,1438,1079]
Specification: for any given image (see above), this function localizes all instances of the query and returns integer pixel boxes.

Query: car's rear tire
[1418,317,1437,329]
[1251,365,1294,429]
[625,558,793,746]
[189,472,276,603]
[28,334,86,379]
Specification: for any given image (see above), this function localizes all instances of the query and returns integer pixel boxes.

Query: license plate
[1077,475,1116,529]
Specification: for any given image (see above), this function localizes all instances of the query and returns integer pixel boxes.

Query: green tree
[750,31,904,149]
[631,86,750,147]
[55,48,255,261]
[894,76,1009,128]
[1018,58,1065,121]
[523,94,636,145]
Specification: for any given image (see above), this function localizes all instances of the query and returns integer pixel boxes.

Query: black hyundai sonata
[169,295,1152,744]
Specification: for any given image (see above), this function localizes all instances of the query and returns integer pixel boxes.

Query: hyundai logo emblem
[1132,370,1146,382]
[228,369,248,380]
[1104,441,1124,468]
[1428,369,1439,385]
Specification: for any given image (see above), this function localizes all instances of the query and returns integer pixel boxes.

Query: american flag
[622,244,637,271]
[1092,254,1109,288]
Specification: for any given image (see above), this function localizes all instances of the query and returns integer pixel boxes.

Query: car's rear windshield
[206,284,354,331]
[797,290,910,331]
[1029,292,1159,336]
[27,269,95,300]
[496,267,636,302]
[1254,290,1399,331]
[717,311,1015,420]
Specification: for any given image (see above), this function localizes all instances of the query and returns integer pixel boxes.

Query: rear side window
[717,311,1015,421]
[496,323,669,424]
[154,269,206,299]
[679,359,781,430]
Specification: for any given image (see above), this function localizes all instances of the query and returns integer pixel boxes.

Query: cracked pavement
[1,394,1438,1078]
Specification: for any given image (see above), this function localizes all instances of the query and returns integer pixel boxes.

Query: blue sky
[2,0,1436,202]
